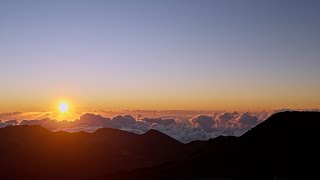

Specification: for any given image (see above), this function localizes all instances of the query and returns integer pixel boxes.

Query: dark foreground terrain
[0,111,319,179]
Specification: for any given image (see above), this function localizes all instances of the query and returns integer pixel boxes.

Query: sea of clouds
[0,110,280,143]
[4,109,317,143]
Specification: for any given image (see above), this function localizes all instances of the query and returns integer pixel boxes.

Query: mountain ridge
[0,111,319,179]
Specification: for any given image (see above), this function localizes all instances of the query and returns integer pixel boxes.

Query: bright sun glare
[58,102,69,113]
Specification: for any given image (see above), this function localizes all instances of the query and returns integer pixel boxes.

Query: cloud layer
[0,111,270,143]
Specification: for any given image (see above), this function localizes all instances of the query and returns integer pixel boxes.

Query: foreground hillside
[0,111,319,179]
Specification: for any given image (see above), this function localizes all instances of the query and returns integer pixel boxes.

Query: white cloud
[76,113,111,127]
[0,111,272,143]
[112,115,136,128]
[237,112,259,128]
[141,117,176,126]
[217,112,239,122]
[190,115,216,132]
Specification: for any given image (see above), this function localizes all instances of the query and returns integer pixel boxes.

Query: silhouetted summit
[0,111,319,180]
[142,129,182,145]
[243,111,319,139]
[110,111,320,180]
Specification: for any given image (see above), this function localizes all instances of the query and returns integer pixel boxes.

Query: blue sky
[0,0,320,111]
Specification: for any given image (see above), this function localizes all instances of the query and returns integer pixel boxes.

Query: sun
[58,102,69,113]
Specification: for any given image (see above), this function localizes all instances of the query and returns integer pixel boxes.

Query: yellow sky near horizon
[0,91,319,113]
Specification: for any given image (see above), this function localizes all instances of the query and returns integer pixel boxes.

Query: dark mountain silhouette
[0,125,188,179]
[0,111,319,179]
[108,111,320,180]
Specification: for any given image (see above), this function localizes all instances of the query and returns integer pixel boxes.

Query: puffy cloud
[0,119,19,128]
[190,115,216,132]
[237,112,259,127]
[0,111,271,143]
[218,112,239,122]
[4,119,19,125]
[76,113,111,127]
[151,122,220,143]
[141,118,176,126]
[20,119,43,126]
[112,115,136,128]
[0,123,6,128]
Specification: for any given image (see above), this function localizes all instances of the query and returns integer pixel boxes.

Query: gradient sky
[1,0,320,112]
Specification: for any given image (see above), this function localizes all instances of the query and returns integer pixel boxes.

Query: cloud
[141,117,176,126]
[190,115,216,132]
[0,112,23,120]
[4,119,19,125]
[0,111,271,143]
[76,113,111,127]
[217,112,239,122]
[0,119,19,128]
[112,115,136,128]
[237,112,259,127]
[0,112,51,121]
[150,122,221,143]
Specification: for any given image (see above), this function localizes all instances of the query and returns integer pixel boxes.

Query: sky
[0,0,320,112]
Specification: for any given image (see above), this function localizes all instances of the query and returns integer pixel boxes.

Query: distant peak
[94,127,140,138]
[142,129,182,145]
[143,129,172,138]
[144,129,162,135]
[1,125,51,135]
